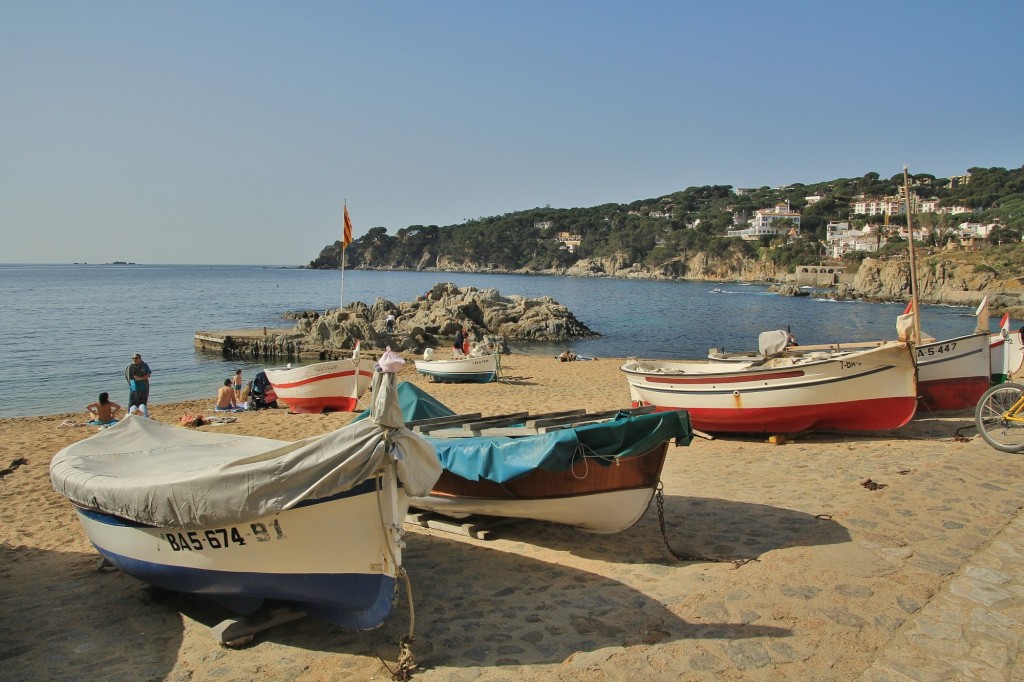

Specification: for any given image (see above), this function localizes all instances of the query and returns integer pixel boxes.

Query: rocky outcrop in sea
[260,282,598,359]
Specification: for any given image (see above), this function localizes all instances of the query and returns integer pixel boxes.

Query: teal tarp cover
[378,381,692,484]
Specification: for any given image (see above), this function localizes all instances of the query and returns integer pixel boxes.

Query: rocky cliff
[349,249,1024,317]
[835,258,1024,317]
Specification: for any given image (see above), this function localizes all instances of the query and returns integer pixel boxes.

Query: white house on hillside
[727,203,801,240]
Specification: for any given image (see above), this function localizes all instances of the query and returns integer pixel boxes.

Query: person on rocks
[124,353,152,417]
[385,313,396,335]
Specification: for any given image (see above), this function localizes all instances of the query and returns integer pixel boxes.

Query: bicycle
[975,381,1024,452]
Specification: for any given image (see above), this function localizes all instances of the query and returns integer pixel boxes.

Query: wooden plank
[529,405,656,428]
[521,409,587,427]
[420,428,481,438]
[405,511,518,540]
[461,412,530,431]
[408,413,483,433]
[406,412,482,427]
[418,406,658,436]
[788,341,885,352]
[210,605,307,647]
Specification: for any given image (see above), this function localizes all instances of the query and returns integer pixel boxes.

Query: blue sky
[2,1,1021,265]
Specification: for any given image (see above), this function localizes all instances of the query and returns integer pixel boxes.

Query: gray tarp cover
[49,372,442,529]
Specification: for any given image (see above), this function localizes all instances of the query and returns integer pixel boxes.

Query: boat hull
[73,477,407,630]
[410,441,669,533]
[265,359,374,414]
[915,333,991,412]
[990,330,1024,383]
[623,343,918,434]
[414,354,498,384]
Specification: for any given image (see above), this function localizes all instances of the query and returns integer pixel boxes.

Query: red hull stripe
[280,396,361,414]
[273,369,373,390]
[641,396,917,434]
[644,369,805,385]
[918,376,991,412]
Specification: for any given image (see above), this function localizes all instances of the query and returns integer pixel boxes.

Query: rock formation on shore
[229,283,598,360]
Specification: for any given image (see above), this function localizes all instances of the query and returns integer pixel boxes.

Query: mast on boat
[902,166,923,345]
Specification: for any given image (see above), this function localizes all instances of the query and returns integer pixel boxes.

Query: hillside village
[308,166,1024,286]
[555,172,1003,260]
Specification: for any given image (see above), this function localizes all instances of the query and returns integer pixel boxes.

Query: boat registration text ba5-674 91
[163,519,285,552]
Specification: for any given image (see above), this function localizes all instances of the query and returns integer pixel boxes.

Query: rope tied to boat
[654,481,756,568]
[370,451,421,681]
[569,443,618,479]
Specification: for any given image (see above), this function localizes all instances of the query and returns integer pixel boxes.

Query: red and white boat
[914,332,991,412]
[264,356,374,414]
[622,341,917,434]
[990,313,1024,383]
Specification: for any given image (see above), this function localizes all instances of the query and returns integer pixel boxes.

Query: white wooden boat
[50,370,442,631]
[264,357,374,413]
[622,341,917,434]
[414,352,498,383]
[711,323,991,413]
[383,383,692,533]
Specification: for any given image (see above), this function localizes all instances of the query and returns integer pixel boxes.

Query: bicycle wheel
[975,382,1024,453]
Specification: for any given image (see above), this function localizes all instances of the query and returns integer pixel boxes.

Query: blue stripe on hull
[95,548,397,630]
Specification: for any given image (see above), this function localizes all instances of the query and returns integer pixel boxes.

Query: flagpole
[340,200,353,314]
[902,166,922,344]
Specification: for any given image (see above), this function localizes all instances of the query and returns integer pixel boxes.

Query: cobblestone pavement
[859,508,1024,681]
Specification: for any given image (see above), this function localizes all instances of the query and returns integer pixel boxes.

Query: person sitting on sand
[558,350,578,362]
[215,378,238,411]
[86,392,122,424]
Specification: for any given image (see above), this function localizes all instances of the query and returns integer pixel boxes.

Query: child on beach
[233,369,243,402]
[86,392,121,425]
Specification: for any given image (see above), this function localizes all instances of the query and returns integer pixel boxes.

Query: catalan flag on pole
[343,203,353,249]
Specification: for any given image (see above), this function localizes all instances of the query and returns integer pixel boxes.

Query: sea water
[0,263,998,418]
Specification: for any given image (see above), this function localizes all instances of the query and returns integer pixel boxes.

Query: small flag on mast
[343,203,353,249]
[1000,312,1011,333]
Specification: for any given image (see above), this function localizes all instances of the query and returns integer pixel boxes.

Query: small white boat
[50,369,442,631]
[414,352,498,383]
[623,341,918,434]
[264,356,374,413]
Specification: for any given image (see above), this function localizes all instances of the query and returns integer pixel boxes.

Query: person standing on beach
[453,326,465,356]
[233,369,243,402]
[124,353,152,417]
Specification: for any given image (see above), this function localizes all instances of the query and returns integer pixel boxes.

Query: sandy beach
[3,353,1023,681]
